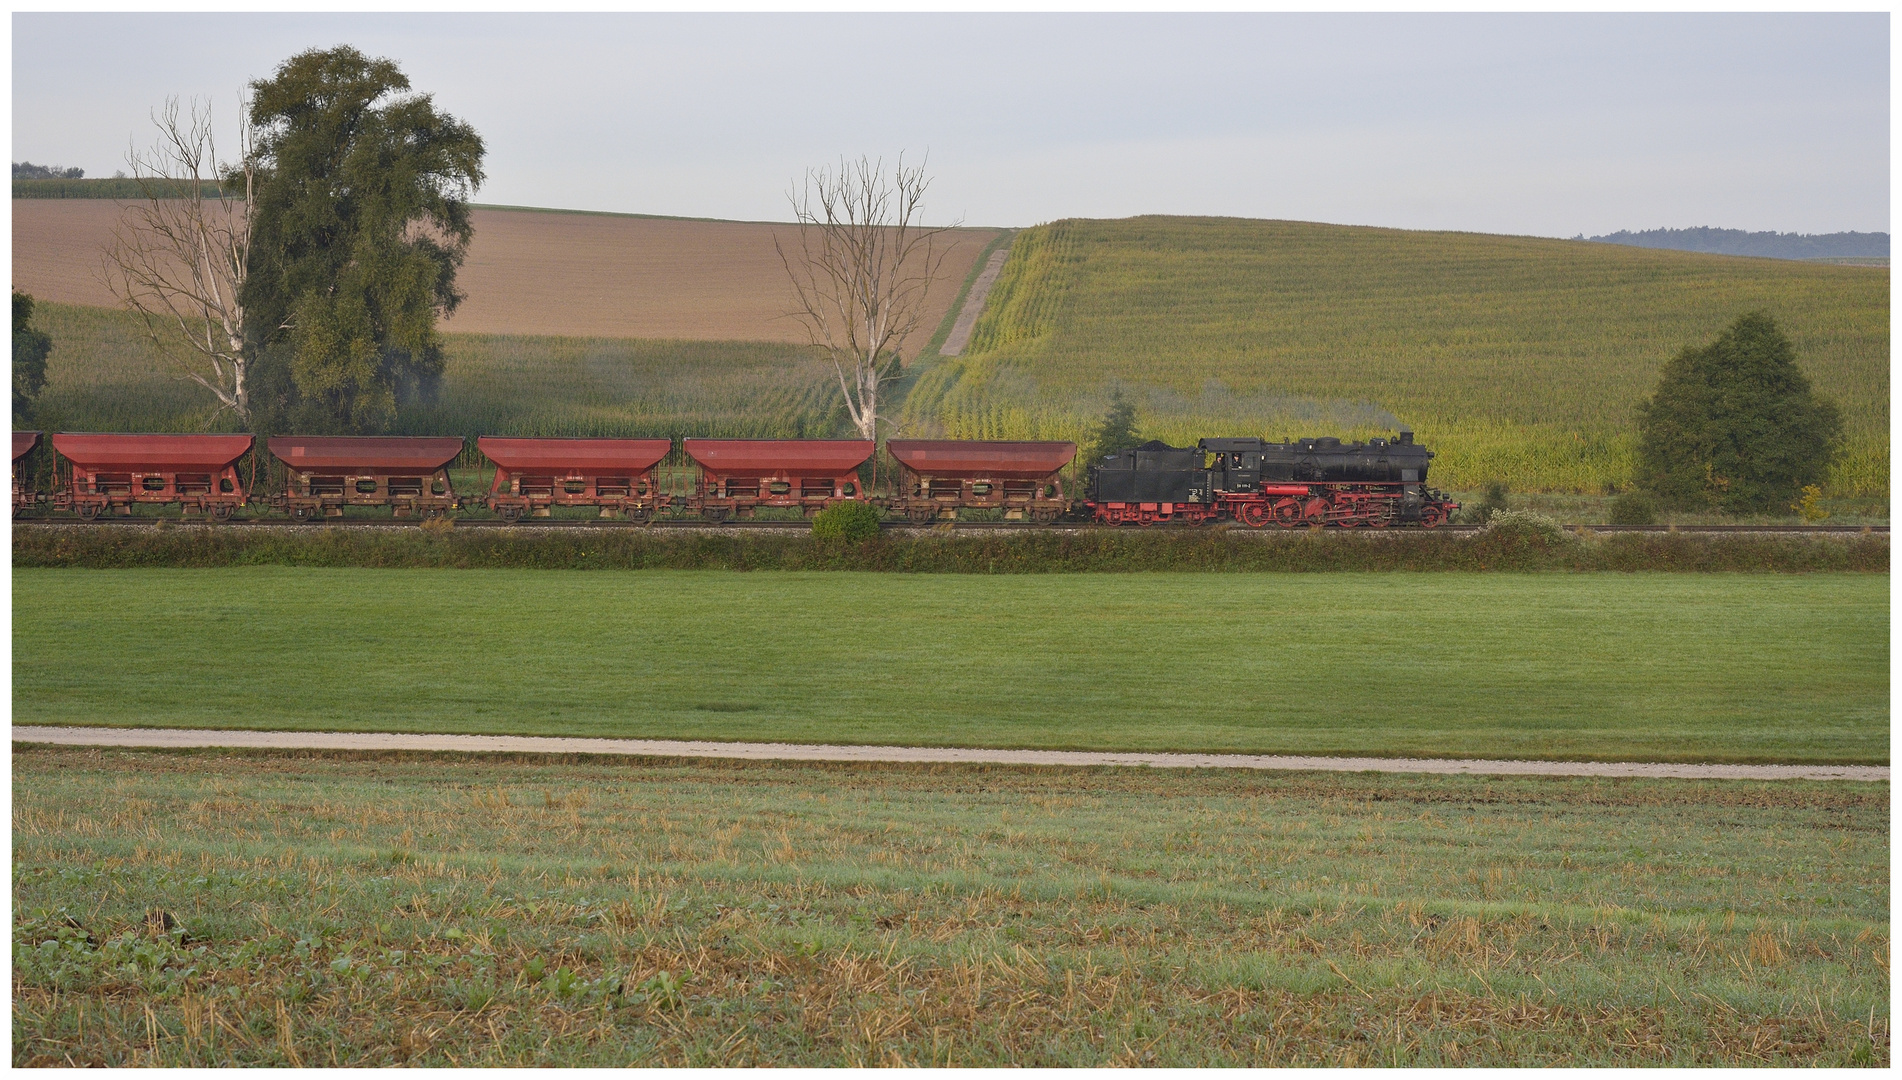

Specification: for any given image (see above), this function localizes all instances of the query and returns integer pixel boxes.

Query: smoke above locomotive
[1087,432,1459,528]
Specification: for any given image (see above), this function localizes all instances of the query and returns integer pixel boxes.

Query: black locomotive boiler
[1087,431,1459,528]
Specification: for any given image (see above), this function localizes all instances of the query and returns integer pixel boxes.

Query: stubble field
[11,746,1888,1066]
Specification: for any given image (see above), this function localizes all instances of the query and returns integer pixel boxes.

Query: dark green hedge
[13,525,1888,573]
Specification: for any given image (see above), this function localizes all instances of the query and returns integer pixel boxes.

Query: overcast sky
[11,12,1890,237]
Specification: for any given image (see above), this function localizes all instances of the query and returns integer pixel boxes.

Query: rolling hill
[902,217,1887,494]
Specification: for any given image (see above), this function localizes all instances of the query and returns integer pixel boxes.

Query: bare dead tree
[777,155,956,440]
[102,96,255,422]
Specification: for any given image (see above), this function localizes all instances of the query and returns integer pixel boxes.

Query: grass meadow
[11,568,1887,764]
[905,217,1889,496]
[12,746,1888,1066]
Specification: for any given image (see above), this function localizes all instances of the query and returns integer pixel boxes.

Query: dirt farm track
[11,199,1000,347]
[10,727,1888,781]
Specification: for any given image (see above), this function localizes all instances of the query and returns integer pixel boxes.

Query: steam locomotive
[1087,431,1458,528]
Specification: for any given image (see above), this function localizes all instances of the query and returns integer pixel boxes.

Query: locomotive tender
[1088,431,1458,528]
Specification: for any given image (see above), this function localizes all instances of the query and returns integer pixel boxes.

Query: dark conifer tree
[1087,389,1142,462]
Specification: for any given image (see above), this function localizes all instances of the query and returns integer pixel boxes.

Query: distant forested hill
[1584,227,1888,260]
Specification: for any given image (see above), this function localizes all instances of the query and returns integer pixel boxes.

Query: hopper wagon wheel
[289,505,313,524]
[626,505,651,524]
[701,506,731,524]
[498,505,524,524]
[76,502,101,521]
[1419,505,1447,529]
[423,507,447,522]
[211,503,235,523]
[907,507,936,525]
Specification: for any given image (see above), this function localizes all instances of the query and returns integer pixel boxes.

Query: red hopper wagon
[683,438,873,521]
[50,432,253,521]
[268,436,464,522]
[14,431,41,517]
[477,436,674,523]
[885,440,1076,523]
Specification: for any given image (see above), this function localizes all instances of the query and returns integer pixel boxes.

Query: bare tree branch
[776,154,957,440]
[101,96,256,423]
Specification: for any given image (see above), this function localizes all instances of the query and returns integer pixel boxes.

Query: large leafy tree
[13,290,52,423]
[242,47,484,434]
[1634,312,1841,513]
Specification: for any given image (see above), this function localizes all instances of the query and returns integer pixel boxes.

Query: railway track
[11,515,1887,534]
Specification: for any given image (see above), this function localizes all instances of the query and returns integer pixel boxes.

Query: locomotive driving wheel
[1272,499,1303,528]
[1239,502,1270,528]
[1419,505,1447,528]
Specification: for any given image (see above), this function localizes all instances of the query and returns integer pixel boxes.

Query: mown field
[11,568,1887,764]
[12,747,1888,1066]
[904,217,1889,496]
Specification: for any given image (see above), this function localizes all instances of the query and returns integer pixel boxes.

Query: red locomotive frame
[478,437,674,523]
[50,433,253,521]
[1094,484,1453,528]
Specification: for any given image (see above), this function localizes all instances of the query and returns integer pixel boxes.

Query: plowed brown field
[12,199,999,347]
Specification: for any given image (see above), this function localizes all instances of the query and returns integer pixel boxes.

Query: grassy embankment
[12,568,1886,763]
[903,217,1889,496]
[12,746,1888,1066]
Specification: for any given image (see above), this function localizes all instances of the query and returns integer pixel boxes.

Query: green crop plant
[903,218,1888,497]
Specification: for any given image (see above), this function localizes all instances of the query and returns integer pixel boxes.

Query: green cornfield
[901,217,1888,495]
[25,302,846,442]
